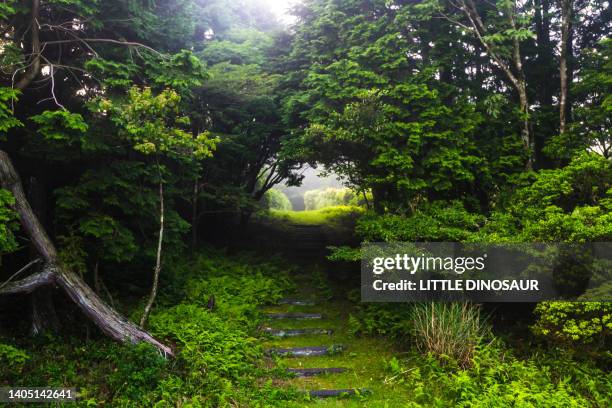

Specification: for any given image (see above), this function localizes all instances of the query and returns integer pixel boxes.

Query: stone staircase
[263,298,368,399]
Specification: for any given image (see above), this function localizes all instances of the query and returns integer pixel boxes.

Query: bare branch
[42,38,165,57]
[0,264,55,295]
[0,258,43,291]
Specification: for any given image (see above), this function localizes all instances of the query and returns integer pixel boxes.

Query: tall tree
[430,0,535,169]
[559,0,573,135]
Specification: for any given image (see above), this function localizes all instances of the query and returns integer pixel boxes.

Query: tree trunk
[27,176,59,334]
[559,0,572,135]
[533,0,555,166]
[0,150,172,356]
[457,0,534,169]
[517,82,533,170]
[15,0,41,90]
[140,181,164,329]
[30,287,59,335]
[534,0,553,104]
[509,2,533,170]
[191,178,198,257]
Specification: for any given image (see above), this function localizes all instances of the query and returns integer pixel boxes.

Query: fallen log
[0,150,173,356]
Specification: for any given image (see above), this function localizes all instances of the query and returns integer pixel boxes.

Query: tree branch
[0,265,55,295]
[0,258,42,291]
[42,38,165,57]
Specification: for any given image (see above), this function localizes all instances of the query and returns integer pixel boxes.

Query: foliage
[347,303,414,340]
[149,304,262,405]
[30,110,88,146]
[54,161,188,266]
[545,38,612,161]
[355,201,484,243]
[196,57,301,217]
[0,87,22,137]
[532,301,611,349]
[0,0,17,21]
[200,29,274,65]
[387,344,611,407]
[304,187,357,210]
[0,342,29,370]
[107,343,167,401]
[0,189,19,255]
[146,250,296,406]
[0,0,610,405]
[100,87,215,162]
[0,249,297,407]
[478,153,611,242]
[261,188,292,211]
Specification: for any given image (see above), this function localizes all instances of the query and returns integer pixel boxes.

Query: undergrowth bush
[148,304,263,406]
[0,342,29,371]
[140,250,296,406]
[0,248,298,407]
[107,343,167,401]
[346,289,413,339]
[386,343,611,407]
[532,301,611,352]
[347,292,490,369]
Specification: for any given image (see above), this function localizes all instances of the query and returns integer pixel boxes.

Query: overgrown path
[260,271,412,407]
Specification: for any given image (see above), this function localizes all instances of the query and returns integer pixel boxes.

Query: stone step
[278,298,316,306]
[266,345,343,357]
[264,313,322,320]
[287,367,347,377]
[309,389,369,398]
[262,327,333,337]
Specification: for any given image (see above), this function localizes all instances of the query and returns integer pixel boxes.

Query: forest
[0,0,610,406]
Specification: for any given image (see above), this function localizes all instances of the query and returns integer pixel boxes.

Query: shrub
[0,249,298,407]
[478,153,611,242]
[347,303,414,340]
[262,188,292,211]
[355,201,484,242]
[107,343,167,401]
[411,302,490,368]
[0,342,29,370]
[389,344,610,407]
[532,301,611,350]
[185,272,290,329]
[142,249,296,406]
[150,304,261,380]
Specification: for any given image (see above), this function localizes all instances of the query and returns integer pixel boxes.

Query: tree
[97,87,216,327]
[559,0,573,136]
[0,0,211,352]
[283,0,489,213]
[196,29,302,225]
[425,0,535,169]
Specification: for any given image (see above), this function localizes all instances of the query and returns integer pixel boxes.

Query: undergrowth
[0,248,301,407]
[384,343,611,407]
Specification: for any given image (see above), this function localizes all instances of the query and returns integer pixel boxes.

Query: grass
[265,206,363,226]
[411,302,490,368]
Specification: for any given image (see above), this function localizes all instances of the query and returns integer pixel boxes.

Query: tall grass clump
[411,302,490,367]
